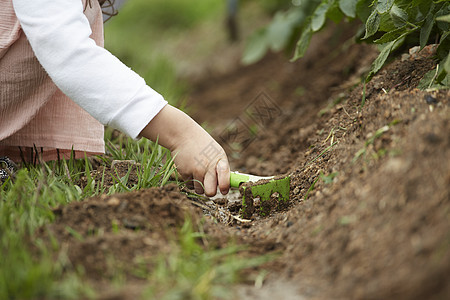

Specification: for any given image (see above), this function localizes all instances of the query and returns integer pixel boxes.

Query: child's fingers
[216,158,230,195]
[193,169,205,195]
[203,168,218,197]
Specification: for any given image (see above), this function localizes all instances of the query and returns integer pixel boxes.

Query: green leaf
[356,0,373,21]
[363,9,381,39]
[436,28,450,59]
[242,28,269,65]
[411,0,431,6]
[436,14,450,22]
[435,4,450,31]
[267,11,301,52]
[328,2,345,23]
[366,40,395,82]
[440,30,450,44]
[390,4,409,27]
[379,12,398,31]
[376,0,394,14]
[292,24,313,61]
[417,69,435,90]
[436,53,450,83]
[339,0,358,18]
[312,2,332,32]
[374,26,407,44]
[420,12,434,49]
[367,30,412,81]
[445,53,450,73]
[417,67,449,90]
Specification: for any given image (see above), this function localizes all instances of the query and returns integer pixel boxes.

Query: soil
[36,24,449,299]
[39,184,200,274]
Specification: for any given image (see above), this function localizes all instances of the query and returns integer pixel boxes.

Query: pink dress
[0,0,105,162]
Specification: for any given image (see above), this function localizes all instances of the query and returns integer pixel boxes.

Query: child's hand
[171,135,230,196]
[139,105,230,196]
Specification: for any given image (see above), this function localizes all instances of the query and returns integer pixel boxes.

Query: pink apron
[0,0,105,162]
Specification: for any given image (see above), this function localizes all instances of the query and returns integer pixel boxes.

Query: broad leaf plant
[244,0,450,88]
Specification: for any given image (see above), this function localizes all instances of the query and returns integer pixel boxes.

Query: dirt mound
[38,184,201,280]
[243,85,450,299]
[187,24,449,299]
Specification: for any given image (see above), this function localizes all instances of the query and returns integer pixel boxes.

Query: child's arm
[140,105,230,196]
[12,0,167,139]
[12,0,230,195]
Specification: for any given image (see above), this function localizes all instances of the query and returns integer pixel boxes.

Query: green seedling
[230,171,290,218]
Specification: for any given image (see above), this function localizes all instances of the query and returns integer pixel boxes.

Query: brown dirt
[36,24,449,299]
[37,184,201,282]
[187,22,450,299]
[77,160,141,190]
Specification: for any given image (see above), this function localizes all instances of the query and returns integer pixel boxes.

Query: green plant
[304,171,338,199]
[140,219,274,299]
[104,137,177,194]
[352,119,401,162]
[0,170,92,299]
[0,137,176,298]
[244,0,450,87]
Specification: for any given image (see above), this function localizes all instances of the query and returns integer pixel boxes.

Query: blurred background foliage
[104,0,293,107]
[105,0,448,107]
[104,0,224,106]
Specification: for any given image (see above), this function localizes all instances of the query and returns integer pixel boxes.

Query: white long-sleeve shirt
[11,0,167,139]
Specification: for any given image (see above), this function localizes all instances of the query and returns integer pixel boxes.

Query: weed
[320,172,338,184]
[361,82,367,108]
[304,141,338,170]
[353,120,401,163]
[304,171,338,200]
[141,219,275,299]
[304,176,320,200]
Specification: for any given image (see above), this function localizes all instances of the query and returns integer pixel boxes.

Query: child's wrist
[139,105,196,151]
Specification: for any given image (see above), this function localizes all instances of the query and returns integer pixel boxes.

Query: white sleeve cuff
[108,85,168,139]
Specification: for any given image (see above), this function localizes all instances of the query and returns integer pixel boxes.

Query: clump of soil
[38,184,201,280]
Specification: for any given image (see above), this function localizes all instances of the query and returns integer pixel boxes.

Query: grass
[0,134,176,298]
[0,168,90,299]
[0,132,269,299]
[352,120,402,163]
[140,220,274,299]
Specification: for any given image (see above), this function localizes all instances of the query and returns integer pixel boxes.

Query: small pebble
[424,94,437,104]
[424,133,441,144]
[213,198,227,205]
[123,215,147,230]
[107,197,120,206]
